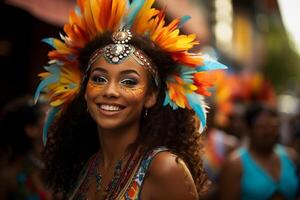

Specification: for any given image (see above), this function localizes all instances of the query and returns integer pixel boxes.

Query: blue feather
[125,0,146,27]
[180,66,197,84]
[34,65,60,103]
[43,107,60,146]
[180,66,197,75]
[163,91,178,109]
[178,15,191,28]
[179,66,197,83]
[75,5,82,17]
[186,93,207,133]
[42,38,56,48]
[196,59,228,72]
[163,91,171,106]
[45,65,61,75]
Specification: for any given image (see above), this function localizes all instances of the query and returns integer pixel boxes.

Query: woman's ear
[145,90,158,108]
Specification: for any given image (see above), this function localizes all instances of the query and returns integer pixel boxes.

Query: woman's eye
[91,76,107,84]
[120,79,138,86]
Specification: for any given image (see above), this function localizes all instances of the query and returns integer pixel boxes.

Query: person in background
[219,102,299,200]
[289,113,300,198]
[0,95,52,200]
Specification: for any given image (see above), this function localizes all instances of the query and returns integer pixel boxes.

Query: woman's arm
[218,151,243,200]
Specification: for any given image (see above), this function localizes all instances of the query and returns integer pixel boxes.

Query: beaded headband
[87,29,159,86]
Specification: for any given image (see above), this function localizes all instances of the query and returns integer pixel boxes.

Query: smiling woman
[85,56,153,131]
[34,0,227,199]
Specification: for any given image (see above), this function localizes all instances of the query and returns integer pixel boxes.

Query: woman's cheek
[86,81,105,96]
[119,85,147,98]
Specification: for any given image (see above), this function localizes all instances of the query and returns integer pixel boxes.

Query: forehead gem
[112,57,120,63]
[112,29,132,44]
[110,44,124,56]
[116,32,127,40]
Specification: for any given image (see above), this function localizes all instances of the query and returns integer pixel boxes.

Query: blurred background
[1,0,299,114]
[0,0,299,199]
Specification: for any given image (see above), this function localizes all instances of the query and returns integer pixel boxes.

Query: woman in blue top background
[219,103,299,200]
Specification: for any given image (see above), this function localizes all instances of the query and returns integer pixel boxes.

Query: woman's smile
[96,103,126,116]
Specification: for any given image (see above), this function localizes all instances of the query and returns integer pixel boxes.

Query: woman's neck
[97,123,139,169]
[249,143,275,158]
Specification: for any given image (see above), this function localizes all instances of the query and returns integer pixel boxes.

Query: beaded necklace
[74,146,141,200]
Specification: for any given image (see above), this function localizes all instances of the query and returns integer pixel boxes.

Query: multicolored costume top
[34,0,227,144]
[68,147,169,199]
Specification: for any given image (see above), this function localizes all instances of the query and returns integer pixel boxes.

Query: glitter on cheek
[119,85,147,98]
[86,81,106,93]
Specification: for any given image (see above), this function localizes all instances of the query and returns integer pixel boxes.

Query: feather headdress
[35,0,227,145]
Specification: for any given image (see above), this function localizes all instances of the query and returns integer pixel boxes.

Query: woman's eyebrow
[120,69,141,77]
[91,67,108,74]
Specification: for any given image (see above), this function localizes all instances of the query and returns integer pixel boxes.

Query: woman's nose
[102,81,120,98]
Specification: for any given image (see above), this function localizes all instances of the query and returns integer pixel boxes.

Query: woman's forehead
[91,56,148,76]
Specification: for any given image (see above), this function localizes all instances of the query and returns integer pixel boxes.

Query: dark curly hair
[43,32,208,196]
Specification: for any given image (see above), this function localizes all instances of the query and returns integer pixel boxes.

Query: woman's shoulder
[148,151,187,178]
[276,145,299,165]
[221,147,244,174]
[144,151,198,199]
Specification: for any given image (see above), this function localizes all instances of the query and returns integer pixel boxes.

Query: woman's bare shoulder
[220,148,244,179]
[283,146,299,164]
[146,151,198,200]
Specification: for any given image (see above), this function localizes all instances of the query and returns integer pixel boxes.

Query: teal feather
[69,83,77,89]
[42,38,56,49]
[125,0,146,27]
[43,107,60,146]
[178,15,191,28]
[163,91,171,106]
[196,59,228,72]
[34,65,60,103]
[75,5,82,16]
[186,93,207,133]
[163,91,178,109]
[179,66,196,83]
[46,65,61,75]
[42,38,76,61]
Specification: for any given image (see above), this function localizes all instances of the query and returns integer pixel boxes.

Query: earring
[144,109,148,117]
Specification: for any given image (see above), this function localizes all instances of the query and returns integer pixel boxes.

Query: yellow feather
[50,100,63,107]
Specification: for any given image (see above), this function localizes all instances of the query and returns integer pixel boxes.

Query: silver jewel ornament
[104,29,134,64]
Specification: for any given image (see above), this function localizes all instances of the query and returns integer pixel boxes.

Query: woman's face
[251,111,280,150]
[85,56,156,130]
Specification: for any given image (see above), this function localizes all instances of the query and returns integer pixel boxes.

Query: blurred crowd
[0,96,53,199]
[201,71,300,199]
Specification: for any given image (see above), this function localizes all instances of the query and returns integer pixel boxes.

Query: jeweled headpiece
[87,29,159,86]
[34,0,227,145]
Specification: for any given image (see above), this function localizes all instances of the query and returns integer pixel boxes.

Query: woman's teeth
[100,104,123,111]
